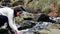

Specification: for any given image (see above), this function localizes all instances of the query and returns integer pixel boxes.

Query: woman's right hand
[16,30,21,34]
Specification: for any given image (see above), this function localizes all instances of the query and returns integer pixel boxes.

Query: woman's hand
[16,30,21,34]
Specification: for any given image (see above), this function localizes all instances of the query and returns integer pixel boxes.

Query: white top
[0,7,18,31]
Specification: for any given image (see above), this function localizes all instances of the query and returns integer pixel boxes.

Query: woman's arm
[7,9,18,31]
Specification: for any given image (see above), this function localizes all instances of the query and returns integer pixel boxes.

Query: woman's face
[16,11,22,16]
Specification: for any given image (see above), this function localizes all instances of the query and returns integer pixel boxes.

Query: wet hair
[20,7,26,11]
[14,6,25,17]
[37,14,56,23]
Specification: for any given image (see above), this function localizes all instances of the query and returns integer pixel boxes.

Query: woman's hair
[14,6,25,17]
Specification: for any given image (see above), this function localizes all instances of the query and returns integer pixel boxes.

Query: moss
[42,7,51,14]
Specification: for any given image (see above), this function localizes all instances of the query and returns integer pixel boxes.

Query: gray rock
[30,22,52,31]
[53,17,60,23]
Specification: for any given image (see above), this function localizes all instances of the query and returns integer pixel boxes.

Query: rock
[52,17,60,23]
[38,29,60,34]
